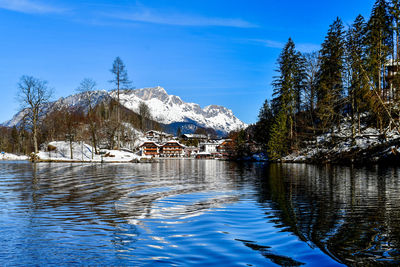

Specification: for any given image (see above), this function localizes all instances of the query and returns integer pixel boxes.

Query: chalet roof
[140,141,162,147]
[217,139,233,147]
[162,140,186,148]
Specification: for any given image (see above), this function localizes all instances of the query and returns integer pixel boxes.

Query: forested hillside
[250,0,400,162]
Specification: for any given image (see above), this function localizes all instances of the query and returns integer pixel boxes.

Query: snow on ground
[122,122,147,149]
[37,141,147,162]
[283,117,400,162]
[0,152,29,161]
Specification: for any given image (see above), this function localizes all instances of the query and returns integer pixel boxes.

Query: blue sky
[0,0,375,124]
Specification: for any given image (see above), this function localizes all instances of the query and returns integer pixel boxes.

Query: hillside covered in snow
[35,141,146,163]
[3,86,246,135]
[282,117,400,164]
[114,86,246,134]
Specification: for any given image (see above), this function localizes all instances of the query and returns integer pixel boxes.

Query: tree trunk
[33,117,38,154]
[351,89,356,144]
[92,130,97,155]
[90,121,98,154]
[70,139,73,159]
[117,76,120,150]
[357,107,361,134]
[378,38,382,97]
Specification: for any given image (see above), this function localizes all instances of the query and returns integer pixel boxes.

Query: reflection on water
[1,161,400,265]
[261,164,400,266]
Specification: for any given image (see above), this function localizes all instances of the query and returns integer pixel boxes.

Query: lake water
[1,160,400,266]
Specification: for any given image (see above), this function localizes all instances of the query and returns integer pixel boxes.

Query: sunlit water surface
[1,160,400,266]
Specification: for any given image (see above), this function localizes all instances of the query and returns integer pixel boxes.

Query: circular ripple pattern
[1,161,400,266]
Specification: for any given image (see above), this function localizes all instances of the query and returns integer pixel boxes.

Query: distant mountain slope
[2,90,111,128]
[115,86,247,134]
[3,86,247,135]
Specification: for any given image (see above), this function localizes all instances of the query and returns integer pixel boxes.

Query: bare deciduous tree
[17,75,52,154]
[77,78,99,155]
[109,57,132,150]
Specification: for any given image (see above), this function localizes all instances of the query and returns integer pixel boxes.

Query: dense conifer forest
[247,0,400,161]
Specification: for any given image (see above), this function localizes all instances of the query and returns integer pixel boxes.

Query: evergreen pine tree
[389,1,400,103]
[267,38,305,159]
[366,0,393,131]
[255,99,273,148]
[316,17,346,132]
[346,15,369,137]
[271,38,305,145]
[267,110,288,160]
[366,0,393,98]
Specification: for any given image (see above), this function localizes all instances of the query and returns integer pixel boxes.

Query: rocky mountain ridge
[116,86,246,134]
[3,86,247,135]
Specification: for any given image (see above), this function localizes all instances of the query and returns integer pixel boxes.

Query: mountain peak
[118,86,247,134]
[3,86,247,135]
[133,86,168,101]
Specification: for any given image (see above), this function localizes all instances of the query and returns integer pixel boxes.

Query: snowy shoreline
[0,152,29,161]
[2,141,155,163]
[282,123,400,165]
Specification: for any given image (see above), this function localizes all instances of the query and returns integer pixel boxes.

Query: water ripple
[2,161,400,265]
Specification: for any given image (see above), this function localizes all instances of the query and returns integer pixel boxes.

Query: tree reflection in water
[2,161,400,265]
[257,163,400,266]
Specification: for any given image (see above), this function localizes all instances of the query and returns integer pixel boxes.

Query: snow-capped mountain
[3,86,247,135]
[114,86,247,134]
[3,90,111,128]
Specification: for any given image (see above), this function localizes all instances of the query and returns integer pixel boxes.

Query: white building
[199,142,219,154]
